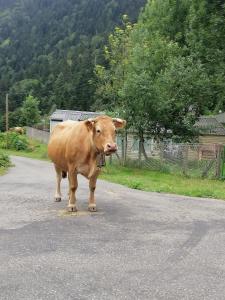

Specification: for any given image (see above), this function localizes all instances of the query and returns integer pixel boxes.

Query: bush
[0,152,11,168]
[0,132,29,151]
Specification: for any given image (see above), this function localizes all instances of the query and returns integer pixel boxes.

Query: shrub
[0,132,29,151]
[0,152,11,168]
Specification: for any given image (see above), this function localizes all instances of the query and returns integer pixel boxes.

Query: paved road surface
[1,156,225,300]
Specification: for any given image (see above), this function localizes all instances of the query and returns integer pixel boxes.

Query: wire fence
[114,135,225,179]
[25,126,225,179]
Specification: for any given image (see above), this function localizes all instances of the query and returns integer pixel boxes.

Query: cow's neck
[90,142,106,167]
[96,153,106,168]
[82,142,103,178]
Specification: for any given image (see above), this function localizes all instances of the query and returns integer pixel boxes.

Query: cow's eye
[96,129,101,133]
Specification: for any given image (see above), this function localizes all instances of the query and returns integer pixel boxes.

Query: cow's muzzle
[104,143,117,156]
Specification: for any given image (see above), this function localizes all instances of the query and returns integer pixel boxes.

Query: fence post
[138,138,142,166]
[182,144,188,176]
[124,131,127,163]
[215,144,223,179]
[159,142,163,164]
[221,146,225,179]
[121,135,125,166]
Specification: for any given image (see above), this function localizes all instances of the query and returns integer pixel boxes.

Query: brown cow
[48,115,126,212]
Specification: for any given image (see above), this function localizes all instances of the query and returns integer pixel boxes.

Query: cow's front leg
[68,171,78,212]
[54,165,62,202]
[88,170,100,212]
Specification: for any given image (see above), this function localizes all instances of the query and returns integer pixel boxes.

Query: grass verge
[1,139,49,161]
[100,163,225,200]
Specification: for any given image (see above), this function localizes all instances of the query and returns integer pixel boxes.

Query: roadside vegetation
[101,163,225,200]
[0,132,48,160]
[0,152,12,175]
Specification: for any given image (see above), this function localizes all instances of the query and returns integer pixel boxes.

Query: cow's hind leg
[68,171,78,212]
[54,165,62,202]
[88,170,100,212]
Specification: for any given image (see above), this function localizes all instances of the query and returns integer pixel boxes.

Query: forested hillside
[0,0,145,118]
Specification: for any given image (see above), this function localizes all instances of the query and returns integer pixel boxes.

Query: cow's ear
[85,118,96,130]
[112,118,126,129]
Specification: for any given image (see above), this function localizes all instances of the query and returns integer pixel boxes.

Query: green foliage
[1,0,224,138]
[186,0,225,112]
[0,132,29,151]
[0,0,145,114]
[140,0,189,45]
[3,138,48,160]
[93,15,134,111]
[0,108,23,132]
[0,152,11,168]
[95,0,225,141]
[20,95,41,126]
[101,164,225,199]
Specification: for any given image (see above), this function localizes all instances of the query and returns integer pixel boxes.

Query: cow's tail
[62,171,67,179]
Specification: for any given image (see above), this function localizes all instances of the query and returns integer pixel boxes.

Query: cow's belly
[48,135,71,170]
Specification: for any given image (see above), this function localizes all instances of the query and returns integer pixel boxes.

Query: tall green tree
[95,1,212,142]
[93,15,133,111]
[186,0,225,112]
[120,31,209,141]
[140,0,190,45]
[20,95,41,126]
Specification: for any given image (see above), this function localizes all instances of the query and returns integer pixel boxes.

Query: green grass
[0,167,6,175]
[1,139,49,161]
[100,163,225,200]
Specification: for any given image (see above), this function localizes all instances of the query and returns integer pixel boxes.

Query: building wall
[199,135,225,145]
[50,120,62,133]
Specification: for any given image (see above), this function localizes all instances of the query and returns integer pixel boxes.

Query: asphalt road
[1,156,225,300]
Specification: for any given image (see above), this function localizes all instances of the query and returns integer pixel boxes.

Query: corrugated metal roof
[215,112,225,124]
[50,110,103,122]
[195,116,225,136]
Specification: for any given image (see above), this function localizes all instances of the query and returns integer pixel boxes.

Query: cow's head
[85,115,126,155]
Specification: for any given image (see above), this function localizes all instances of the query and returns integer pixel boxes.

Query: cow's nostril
[106,143,117,151]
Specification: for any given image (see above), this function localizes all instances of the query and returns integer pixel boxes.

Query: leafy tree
[120,34,209,142]
[95,4,212,143]
[186,0,225,112]
[93,15,134,111]
[140,0,190,45]
[20,95,41,126]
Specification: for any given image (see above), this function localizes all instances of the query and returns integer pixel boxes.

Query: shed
[214,112,225,125]
[50,110,103,132]
[195,116,225,145]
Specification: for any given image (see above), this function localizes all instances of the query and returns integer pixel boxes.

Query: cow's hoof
[55,197,61,202]
[88,204,97,212]
[67,205,77,212]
